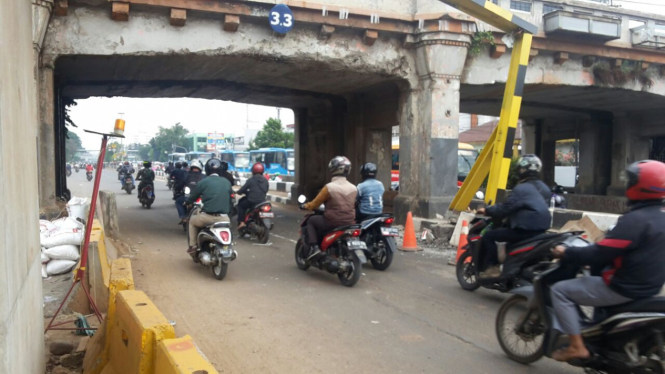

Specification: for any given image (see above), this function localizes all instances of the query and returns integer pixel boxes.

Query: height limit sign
[269,4,294,34]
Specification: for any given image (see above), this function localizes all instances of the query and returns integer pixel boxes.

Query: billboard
[207,133,225,151]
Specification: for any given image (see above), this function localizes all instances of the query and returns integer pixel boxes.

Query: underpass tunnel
[49,54,404,207]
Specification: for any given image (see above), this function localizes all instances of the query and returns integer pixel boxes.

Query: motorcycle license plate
[380,227,399,237]
[221,249,233,257]
[259,212,274,218]
[347,241,367,250]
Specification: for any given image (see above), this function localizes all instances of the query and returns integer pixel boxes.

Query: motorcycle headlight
[184,187,191,194]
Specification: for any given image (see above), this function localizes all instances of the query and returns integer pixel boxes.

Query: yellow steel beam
[440,0,538,34]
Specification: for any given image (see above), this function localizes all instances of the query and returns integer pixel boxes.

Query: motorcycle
[495,237,665,372]
[74,166,79,173]
[186,192,236,280]
[86,171,93,181]
[237,200,273,244]
[167,176,174,190]
[139,184,155,209]
[456,217,586,293]
[122,174,135,194]
[295,195,367,287]
[357,214,398,270]
[66,169,72,177]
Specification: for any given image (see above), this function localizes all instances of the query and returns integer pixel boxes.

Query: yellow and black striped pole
[441,0,537,211]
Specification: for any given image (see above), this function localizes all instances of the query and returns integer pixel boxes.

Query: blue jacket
[357,178,384,215]
[485,178,551,231]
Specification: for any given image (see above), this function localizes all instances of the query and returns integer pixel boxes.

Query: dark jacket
[137,168,155,184]
[177,171,206,193]
[564,201,665,300]
[171,169,188,189]
[186,175,232,214]
[485,178,551,231]
[238,174,269,204]
[221,171,235,187]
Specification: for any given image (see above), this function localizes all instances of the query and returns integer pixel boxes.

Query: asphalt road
[68,169,579,374]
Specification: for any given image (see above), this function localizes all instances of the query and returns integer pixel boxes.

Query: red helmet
[624,160,665,201]
[251,163,265,175]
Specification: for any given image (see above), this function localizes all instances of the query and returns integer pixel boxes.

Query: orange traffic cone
[454,220,470,264]
[400,212,421,252]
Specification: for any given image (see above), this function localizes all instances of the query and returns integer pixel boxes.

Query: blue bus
[250,148,295,175]
[220,150,250,172]
[167,153,186,163]
[185,152,215,167]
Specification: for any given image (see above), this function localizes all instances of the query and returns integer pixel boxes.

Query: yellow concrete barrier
[155,335,219,374]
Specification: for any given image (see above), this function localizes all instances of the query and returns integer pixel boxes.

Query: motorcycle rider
[236,163,269,231]
[185,159,233,254]
[85,163,94,173]
[356,162,384,222]
[476,155,551,278]
[302,156,357,261]
[220,161,236,187]
[165,161,175,175]
[117,161,135,189]
[550,160,665,362]
[66,163,72,173]
[174,161,206,225]
[136,161,156,200]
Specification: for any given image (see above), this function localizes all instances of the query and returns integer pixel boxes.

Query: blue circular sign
[269,4,294,34]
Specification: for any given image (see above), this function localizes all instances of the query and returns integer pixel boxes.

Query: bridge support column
[394,32,470,222]
[576,117,613,195]
[606,115,650,196]
[38,65,57,211]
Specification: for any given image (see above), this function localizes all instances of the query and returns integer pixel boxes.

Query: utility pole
[277,108,281,121]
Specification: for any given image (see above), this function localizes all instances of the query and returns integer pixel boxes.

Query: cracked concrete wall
[0,1,45,373]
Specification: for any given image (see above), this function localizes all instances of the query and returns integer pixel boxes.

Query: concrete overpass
[37,0,665,218]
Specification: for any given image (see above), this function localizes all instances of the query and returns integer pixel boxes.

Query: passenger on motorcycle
[237,163,269,231]
[136,161,156,200]
[476,155,551,278]
[185,159,233,255]
[117,161,135,189]
[303,156,357,261]
[549,160,665,362]
[356,162,384,222]
[220,161,236,187]
[174,161,206,224]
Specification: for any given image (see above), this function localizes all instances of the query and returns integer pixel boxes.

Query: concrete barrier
[98,191,120,238]
[155,335,218,374]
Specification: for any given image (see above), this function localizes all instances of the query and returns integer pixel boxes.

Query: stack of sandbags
[40,216,84,278]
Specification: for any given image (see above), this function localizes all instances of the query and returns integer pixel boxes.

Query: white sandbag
[40,228,83,248]
[40,220,56,234]
[52,217,84,230]
[41,252,50,263]
[46,259,77,275]
[67,196,88,221]
[43,245,80,261]
[41,264,49,278]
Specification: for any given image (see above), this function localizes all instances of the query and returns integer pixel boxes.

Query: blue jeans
[175,195,187,219]
[120,175,134,187]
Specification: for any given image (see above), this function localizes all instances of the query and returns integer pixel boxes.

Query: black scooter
[357,214,398,270]
[139,184,155,209]
[86,171,93,181]
[237,200,273,244]
[496,238,665,372]
[456,217,585,293]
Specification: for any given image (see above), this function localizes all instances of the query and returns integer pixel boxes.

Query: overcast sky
[69,98,294,150]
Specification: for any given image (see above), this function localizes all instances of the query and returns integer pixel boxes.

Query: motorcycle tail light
[261,205,272,212]
[220,231,230,242]
[196,198,202,203]
[231,194,236,199]
[384,217,394,225]
[351,229,361,237]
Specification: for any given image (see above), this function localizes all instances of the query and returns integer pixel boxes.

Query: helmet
[624,160,665,201]
[328,156,351,177]
[124,161,129,166]
[205,158,223,175]
[189,160,203,172]
[516,154,542,179]
[360,162,377,180]
[143,161,152,168]
[252,163,265,175]
[552,185,565,194]
[221,161,229,172]
[168,161,173,166]
[183,161,188,168]
[175,162,182,169]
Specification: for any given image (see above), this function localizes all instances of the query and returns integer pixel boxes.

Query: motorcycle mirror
[184,187,191,195]
[297,195,306,204]
[475,191,485,200]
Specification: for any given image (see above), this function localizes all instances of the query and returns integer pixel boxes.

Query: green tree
[248,118,294,150]
[149,123,189,162]
[105,141,121,162]
[65,131,83,162]
[138,144,152,160]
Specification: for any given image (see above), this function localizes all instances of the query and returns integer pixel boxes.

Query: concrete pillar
[606,115,651,196]
[521,120,537,155]
[290,109,305,203]
[394,32,470,221]
[38,66,57,210]
[576,117,613,195]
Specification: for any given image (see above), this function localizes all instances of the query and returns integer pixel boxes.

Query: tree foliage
[138,144,152,161]
[148,123,189,162]
[248,118,294,150]
[65,131,83,162]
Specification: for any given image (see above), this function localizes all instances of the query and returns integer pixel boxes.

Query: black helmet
[182,161,188,168]
[360,163,377,180]
[328,156,351,177]
[205,158,223,176]
[168,161,173,166]
[143,161,152,168]
[221,161,229,172]
[175,162,182,169]
[516,154,542,180]
[552,185,565,194]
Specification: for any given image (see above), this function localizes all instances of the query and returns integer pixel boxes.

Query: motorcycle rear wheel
[338,252,361,287]
[258,224,270,244]
[496,295,545,364]
[295,239,310,270]
[370,238,394,271]
[456,251,480,291]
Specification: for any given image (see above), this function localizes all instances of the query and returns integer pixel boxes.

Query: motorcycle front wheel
[456,251,480,291]
[211,261,228,280]
[370,237,394,271]
[496,295,545,364]
[295,239,310,270]
[338,251,361,287]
